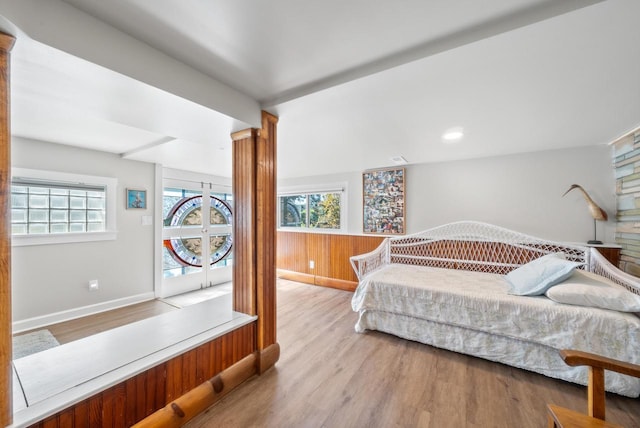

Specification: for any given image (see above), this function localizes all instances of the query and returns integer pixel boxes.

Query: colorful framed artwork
[363,167,405,234]
[126,189,147,209]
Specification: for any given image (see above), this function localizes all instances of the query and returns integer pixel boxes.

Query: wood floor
[184,279,640,428]
[14,280,639,427]
[15,282,233,344]
[17,299,178,345]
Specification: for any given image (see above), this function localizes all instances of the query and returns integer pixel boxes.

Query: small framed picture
[126,189,147,209]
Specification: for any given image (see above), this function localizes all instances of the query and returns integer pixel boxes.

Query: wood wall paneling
[276,231,384,291]
[308,233,330,279]
[276,232,309,274]
[0,31,15,428]
[335,235,384,282]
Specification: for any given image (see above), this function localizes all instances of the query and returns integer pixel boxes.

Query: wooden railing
[276,231,384,291]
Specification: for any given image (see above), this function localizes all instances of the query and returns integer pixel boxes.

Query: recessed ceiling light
[442,127,464,142]
[390,155,408,165]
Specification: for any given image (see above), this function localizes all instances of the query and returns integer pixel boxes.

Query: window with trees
[279,191,342,230]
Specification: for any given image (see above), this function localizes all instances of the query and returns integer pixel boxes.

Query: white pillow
[506,252,581,296]
[545,270,640,312]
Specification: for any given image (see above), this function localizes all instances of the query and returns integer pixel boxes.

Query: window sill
[12,231,118,247]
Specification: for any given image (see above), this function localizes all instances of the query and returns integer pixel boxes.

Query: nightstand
[586,243,622,267]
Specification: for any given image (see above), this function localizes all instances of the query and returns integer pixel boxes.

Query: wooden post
[256,112,278,368]
[231,111,279,373]
[231,128,257,316]
[588,366,606,420]
[0,31,15,428]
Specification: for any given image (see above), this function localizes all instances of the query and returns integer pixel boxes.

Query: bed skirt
[356,309,640,398]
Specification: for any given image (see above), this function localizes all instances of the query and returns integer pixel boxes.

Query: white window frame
[277,182,347,233]
[11,168,118,246]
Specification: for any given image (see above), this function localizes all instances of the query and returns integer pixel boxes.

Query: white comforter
[352,264,640,395]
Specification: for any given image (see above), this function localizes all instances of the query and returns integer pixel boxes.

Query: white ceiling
[2,0,639,178]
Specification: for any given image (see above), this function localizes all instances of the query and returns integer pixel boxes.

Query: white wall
[11,137,155,323]
[278,145,616,243]
[11,141,615,322]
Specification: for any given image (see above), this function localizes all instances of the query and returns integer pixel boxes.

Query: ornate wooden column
[231,128,257,315]
[231,111,279,373]
[255,112,278,369]
[0,31,15,427]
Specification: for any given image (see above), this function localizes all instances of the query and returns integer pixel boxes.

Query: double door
[161,179,233,297]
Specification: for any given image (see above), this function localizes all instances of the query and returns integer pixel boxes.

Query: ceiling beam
[120,136,177,159]
[261,0,605,107]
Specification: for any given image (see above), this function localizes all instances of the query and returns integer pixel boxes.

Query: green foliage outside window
[279,192,341,230]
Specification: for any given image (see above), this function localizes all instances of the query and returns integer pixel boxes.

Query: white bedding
[351,264,640,397]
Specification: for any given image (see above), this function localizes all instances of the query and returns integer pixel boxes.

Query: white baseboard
[12,292,156,334]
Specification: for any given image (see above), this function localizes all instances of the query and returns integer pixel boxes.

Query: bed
[350,221,640,397]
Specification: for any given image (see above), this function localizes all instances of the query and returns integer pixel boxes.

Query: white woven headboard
[589,247,640,297]
[351,221,589,280]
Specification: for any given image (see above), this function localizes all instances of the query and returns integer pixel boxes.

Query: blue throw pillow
[506,253,581,296]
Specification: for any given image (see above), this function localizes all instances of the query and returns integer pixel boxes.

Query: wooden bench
[547,349,640,428]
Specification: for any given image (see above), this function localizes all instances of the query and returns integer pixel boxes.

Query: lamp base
[587,240,603,245]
